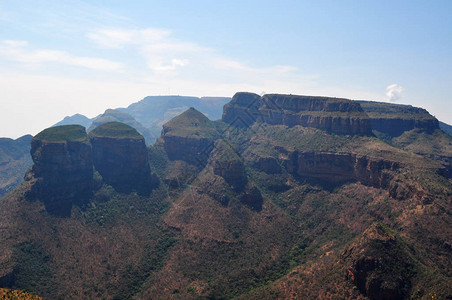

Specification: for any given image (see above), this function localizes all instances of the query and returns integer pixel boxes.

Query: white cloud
[87,28,171,48]
[3,40,29,47]
[386,84,404,102]
[0,40,124,71]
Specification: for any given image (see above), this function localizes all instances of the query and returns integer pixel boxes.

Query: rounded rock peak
[231,92,261,106]
[89,121,143,139]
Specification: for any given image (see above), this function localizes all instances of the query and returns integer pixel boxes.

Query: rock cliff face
[159,108,219,166]
[26,125,93,216]
[358,101,439,136]
[223,92,372,135]
[285,151,398,188]
[89,122,155,194]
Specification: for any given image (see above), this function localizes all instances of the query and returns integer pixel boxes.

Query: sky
[1,0,451,138]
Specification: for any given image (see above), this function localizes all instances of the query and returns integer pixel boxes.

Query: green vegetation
[34,125,88,143]
[248,124,351,153]
[89,121,143,139]
[7,242,56,297]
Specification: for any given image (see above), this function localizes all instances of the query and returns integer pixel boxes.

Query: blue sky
[1,0,451,138]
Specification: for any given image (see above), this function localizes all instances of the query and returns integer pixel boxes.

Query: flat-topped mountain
[0,92,451,299]
[223,92,372,135]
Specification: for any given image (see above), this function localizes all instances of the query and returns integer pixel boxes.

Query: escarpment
[89,122,157,194]
[26,125,93,216]
[222,92,372,135]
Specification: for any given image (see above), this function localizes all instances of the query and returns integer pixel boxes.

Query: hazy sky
[1,0,451,138]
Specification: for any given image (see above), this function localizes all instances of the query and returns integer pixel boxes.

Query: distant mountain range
[53,96,231,145]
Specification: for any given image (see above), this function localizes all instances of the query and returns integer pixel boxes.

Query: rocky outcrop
[222,92,372,135]
[251,156,282,174]
[209,140,246,190]
[240,183,263,211]
[358,100,439,137]
[26,125,93,216]
[285,151,398,188]
[207,139,263,210]
[89,122,156,194]
[342,223,415,300]
[159,108,219,166]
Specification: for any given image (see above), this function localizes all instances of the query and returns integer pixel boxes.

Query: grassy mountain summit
[33,125,89,143]
[0,92,451,299]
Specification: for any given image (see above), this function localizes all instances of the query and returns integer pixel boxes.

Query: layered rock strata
[223,92,372,135]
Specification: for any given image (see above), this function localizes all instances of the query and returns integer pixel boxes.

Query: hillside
[0,135,32,198]
[358,100,452,177]
[0,93,451,299]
